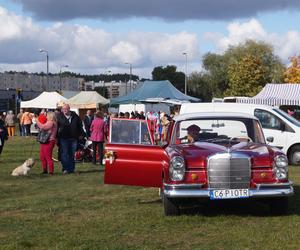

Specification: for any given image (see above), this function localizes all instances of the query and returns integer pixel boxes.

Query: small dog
[11,158,35,176]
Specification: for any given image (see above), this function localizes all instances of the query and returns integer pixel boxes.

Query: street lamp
[125,62,132,93]
[103,70,111,97]
[183,52,188,95]
[60,65,69,93]
[39,49,49,91]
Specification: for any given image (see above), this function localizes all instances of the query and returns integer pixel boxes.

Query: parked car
[180,102,300,165]
[104,113,293,216]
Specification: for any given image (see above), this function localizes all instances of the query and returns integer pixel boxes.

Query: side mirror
[266,136,274,143]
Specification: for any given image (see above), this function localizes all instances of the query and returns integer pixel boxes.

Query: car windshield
[172,118,265,145]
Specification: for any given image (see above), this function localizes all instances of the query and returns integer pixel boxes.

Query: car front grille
[207,153,251,189]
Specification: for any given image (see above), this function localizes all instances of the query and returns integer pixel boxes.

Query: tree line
[152,39,300,101]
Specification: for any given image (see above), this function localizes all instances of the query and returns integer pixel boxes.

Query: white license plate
[210,189,249,200]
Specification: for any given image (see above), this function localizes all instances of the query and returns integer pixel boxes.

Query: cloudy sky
[1,0,300,78]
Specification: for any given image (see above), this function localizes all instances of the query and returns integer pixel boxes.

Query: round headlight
[275,155,288,168]
[169,156,185,181]
[275,168,287,180]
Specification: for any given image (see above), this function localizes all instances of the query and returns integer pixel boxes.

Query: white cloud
[204,19,300,63]
[0,6,200,77]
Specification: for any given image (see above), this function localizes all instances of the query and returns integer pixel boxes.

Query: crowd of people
[0,106,178,175]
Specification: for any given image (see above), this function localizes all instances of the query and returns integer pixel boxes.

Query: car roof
[174,112,259,122]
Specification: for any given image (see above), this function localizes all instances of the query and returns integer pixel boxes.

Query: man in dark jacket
[83,109,94,138]
[57,104,84,174]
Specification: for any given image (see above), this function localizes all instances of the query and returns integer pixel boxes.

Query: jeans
[60,138,77,173]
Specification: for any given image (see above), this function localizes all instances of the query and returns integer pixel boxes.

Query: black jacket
[57,111,84,139]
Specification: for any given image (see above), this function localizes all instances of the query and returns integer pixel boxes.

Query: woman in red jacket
[90,111,106,165]
[36,112,57,175]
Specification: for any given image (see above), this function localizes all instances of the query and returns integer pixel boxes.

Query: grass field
[0,136,300,250]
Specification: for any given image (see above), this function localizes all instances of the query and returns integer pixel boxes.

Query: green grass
[0,136,300,249]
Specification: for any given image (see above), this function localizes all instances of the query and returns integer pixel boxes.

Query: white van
[180,103,300,165]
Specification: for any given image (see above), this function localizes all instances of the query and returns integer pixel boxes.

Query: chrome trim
[163,183,294,198]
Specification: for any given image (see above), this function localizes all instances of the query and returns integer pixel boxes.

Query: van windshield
[273,108,300,127]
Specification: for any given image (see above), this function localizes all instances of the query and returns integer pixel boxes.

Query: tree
[201,40,285,97]
[225,54,266,96]
[151,65,185,92]
[187,72,213,101]
[202,53,229,98]
[284,55,300,83]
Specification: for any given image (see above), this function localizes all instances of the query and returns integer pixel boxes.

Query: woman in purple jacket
[90,111,106,165]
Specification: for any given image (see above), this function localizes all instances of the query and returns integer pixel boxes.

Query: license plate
[210,189,249,200]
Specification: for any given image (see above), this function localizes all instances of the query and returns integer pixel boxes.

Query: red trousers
[40,140,56,174]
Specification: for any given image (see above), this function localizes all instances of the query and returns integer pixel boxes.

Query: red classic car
[104,112,294,216]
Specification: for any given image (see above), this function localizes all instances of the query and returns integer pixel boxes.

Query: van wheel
[163,194,180,216]
[288,145,300,165]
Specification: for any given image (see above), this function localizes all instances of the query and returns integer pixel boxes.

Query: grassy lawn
[0,136,300,249]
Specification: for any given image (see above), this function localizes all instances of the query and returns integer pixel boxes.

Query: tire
[269,197,289,215]
[288,145,300,165]
[163,194,180,216]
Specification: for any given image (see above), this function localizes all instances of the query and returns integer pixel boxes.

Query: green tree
[187,72,213,101]
[201,40,285,98]
[202,53,229,98]
[151,65,185,92]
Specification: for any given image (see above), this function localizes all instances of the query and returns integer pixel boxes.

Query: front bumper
[163,182,294,198]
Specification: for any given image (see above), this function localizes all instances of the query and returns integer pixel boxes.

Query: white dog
[11,158,35,176]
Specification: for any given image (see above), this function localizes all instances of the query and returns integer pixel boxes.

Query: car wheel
[163,194,180,216]
[269,197,289,215]
[288,145,300,165]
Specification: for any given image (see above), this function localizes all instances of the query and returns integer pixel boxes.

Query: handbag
[37,129,51,144]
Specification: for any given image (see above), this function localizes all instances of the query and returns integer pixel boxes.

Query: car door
[254,109,287,150]
[104,118,169,187]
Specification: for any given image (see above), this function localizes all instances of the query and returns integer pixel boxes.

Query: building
[0,72,84,93]
[85,80,139,98]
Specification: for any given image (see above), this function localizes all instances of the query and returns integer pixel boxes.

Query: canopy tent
[110,80,200,105]
[238,83,300,106]
[21,91,67,109]
[66,91,109,109]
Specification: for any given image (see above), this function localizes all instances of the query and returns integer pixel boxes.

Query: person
[21,109,32,136]
[90,111,106,165]
[17,109,24,136]
[57,104,84,174]
[186,124,201,143]
[36,112,57,175]
[83,109,94,137]
[0,114,8,156]
[5,110,15,137]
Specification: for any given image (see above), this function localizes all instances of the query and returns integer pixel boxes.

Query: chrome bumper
[163,182,294,198]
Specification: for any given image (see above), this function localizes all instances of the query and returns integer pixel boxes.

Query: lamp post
[183,52,188,95]
[59,65,69,93]
[39,49,49,91]
[103,70,111,97]
[125,62,132,93]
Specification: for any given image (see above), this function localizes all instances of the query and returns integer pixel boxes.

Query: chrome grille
[207,153,251,189]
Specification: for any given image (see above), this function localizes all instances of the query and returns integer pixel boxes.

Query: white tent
[238,83,300,106]
[21,92,67,109]
[66,91,109,109]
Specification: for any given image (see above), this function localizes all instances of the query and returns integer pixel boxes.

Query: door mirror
[266,136,274,143]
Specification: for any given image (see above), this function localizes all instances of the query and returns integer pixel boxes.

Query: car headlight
[169,156,185,181]
[274,155,288,180]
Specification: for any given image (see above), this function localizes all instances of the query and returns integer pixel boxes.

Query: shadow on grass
[77,169,104,174]
[138,198,162,204]
[178,185,300,217]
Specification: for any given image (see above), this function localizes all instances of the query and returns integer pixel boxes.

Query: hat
[186,124,200,133]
